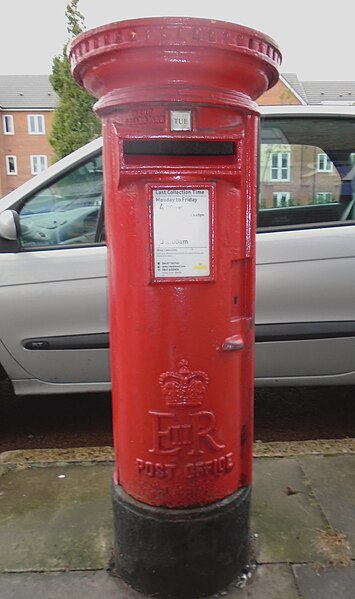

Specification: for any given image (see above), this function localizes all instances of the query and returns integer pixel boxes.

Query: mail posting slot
[70,17,281,598]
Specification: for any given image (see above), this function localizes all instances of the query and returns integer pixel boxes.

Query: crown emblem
[159,360,209,407]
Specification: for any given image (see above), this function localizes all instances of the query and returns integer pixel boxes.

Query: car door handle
[221,334,244,352]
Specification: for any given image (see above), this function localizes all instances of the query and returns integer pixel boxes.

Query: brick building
[0,75,57,198]
[258,74,306,105]
[259,143,341,209]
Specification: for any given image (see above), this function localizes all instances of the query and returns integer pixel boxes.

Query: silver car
[1,105,355,395]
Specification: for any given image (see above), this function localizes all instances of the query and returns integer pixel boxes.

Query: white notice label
[153,188,210,278]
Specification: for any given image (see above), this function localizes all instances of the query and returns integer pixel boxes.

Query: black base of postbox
[112,483,251,599]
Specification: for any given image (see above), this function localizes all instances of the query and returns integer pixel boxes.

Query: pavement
[0,440,354,599]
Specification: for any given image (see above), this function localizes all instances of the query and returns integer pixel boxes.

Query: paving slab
[293,563,355,599]
[252,457,327,563]
[0,565,302,599]
[0,452,354,599]
[0,571,125,599]
[233,564,300,598]
[0,464,113,571]
[299,455,355,556]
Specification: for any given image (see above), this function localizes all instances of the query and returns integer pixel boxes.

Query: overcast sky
[0,0,354,81]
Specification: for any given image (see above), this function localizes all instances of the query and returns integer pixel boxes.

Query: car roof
[260,104,355,117]
[1,104,355,211]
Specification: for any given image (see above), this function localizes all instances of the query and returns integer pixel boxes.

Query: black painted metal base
[112,483,251,599]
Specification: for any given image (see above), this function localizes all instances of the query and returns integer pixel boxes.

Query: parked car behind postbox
[1,105,355,395]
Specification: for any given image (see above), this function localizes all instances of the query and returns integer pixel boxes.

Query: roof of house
[0,75,57,109]
[283,74,355,105]
[282,73,308,103]
[301,80,355,105]
[1,73,355,109]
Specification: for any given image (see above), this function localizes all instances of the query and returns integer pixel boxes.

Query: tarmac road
[0,379,354,452]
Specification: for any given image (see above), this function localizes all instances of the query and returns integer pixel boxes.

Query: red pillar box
[70,17,280,598]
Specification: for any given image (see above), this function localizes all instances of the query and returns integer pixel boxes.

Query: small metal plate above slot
[170,110,192,131]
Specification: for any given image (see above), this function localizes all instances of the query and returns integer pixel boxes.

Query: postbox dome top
[70,16,282,113]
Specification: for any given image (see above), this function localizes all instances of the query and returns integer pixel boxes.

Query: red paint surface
[70,17,280,507]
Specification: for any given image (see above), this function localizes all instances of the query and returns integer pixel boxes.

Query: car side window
[18,153,104,249]
[258,117,355,229]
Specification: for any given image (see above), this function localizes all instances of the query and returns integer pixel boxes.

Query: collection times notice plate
[152,188,212,279]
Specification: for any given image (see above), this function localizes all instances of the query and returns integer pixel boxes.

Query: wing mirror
[0,210,20,241]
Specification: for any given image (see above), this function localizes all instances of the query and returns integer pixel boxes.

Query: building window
[2,115,14,135]
[271,152,290,181]
[315,192,333,204]
[31,155,48,175]
[6,156,17,175]
[273,192,291,207]
[317,153,333,172]
[28,114,45,135]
